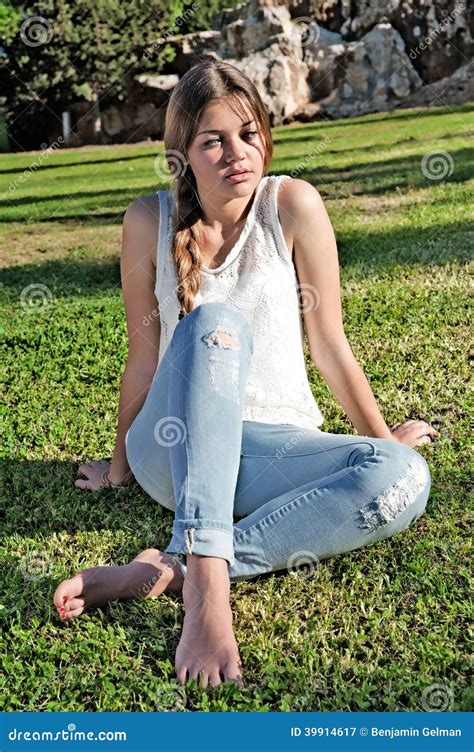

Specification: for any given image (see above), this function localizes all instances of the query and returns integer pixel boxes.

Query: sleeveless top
[155,174,325,430]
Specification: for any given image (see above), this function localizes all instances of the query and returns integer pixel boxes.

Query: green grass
[0,103,472,712]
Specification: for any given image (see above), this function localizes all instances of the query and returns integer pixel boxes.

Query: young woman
[54,60,438,689]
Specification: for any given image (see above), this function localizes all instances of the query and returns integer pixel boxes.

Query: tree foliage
[0,0,244,150]
[1,0,185,148]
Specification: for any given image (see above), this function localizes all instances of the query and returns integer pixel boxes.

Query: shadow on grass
[0,258,121,299]
[0,220,471,305]
[1,449,462,542]
[0,152,156,177]
[277,102,474,131]
[277,146,473,195]
[1,145,472,223]
[274,129,470,149]
[0,184,165,211]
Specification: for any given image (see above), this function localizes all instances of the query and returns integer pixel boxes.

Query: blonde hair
[163,59,274,319]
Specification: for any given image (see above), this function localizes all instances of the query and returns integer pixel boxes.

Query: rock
[228,2,312,124]
[220,1,295,57]
[288,0,473,83]
[391,0,473,84]
[154,30,222,75]
[395,62,474,109]
[286,0,397,38]
[66,0,472,145]
[100,103,164,142]
[303,26,346,100]
[223,48,310,123]
[135,74,179,92]
[316,22,423,119]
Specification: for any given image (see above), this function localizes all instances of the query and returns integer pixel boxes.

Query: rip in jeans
[357,459,428,532]
[202,328,241,402]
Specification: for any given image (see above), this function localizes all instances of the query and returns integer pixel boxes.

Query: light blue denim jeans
[125,302,432,583]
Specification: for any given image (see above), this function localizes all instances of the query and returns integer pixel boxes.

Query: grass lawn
[0,103,472,712]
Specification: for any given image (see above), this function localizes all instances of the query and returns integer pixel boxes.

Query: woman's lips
[225,171,251,183]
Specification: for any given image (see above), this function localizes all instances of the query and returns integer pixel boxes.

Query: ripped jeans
[125,302,432,583]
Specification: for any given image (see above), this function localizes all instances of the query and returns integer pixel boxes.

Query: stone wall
[70,0,473,145]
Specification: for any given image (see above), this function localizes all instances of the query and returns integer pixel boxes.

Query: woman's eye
[204,130,258,147]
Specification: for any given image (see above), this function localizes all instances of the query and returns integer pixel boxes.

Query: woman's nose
[225,138,245,161]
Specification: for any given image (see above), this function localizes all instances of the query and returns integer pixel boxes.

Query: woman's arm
[107,196,162,484]
[282,179,438,447]
[305,337,393,439]
[108,362,159,483]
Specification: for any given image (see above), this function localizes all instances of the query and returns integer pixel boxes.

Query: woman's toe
[187,665,200,682]
[224,662,243,686]
[176,666,188,685]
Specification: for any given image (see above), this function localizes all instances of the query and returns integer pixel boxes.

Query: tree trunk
[90,90,102,144]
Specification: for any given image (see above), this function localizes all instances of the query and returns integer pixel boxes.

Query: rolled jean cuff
[164,524,235,568]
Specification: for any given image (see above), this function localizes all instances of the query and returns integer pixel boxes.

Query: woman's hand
[390,419,440,448]
[75,459,110,490]
[75,460,134,490]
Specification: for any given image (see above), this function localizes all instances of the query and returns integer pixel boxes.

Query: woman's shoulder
[275,176,324,236]
[124,193,160,228]
[276,176,322,210]
[122,194,161,268]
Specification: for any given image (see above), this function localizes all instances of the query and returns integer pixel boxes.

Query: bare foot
[175,555,243,689]
[53,548,184,620]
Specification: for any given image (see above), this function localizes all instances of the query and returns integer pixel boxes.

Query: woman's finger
[416,434,432,446]
[75,478,95,490]
[410,419,440,433]
[403,421,437,435]
[414,422,439,437]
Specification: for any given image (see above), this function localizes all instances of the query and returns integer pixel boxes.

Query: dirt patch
[0,221,121,268]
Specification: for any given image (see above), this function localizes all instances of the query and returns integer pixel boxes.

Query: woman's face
[186,99,266,200]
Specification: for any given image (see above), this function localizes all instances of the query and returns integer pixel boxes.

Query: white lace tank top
[155,174,325,430]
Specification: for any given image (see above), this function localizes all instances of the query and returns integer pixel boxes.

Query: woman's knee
[357,441,432,535]
[133,463,176,512]
[184,301,254,353]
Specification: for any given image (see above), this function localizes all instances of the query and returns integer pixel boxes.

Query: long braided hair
[163,59,274,320]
